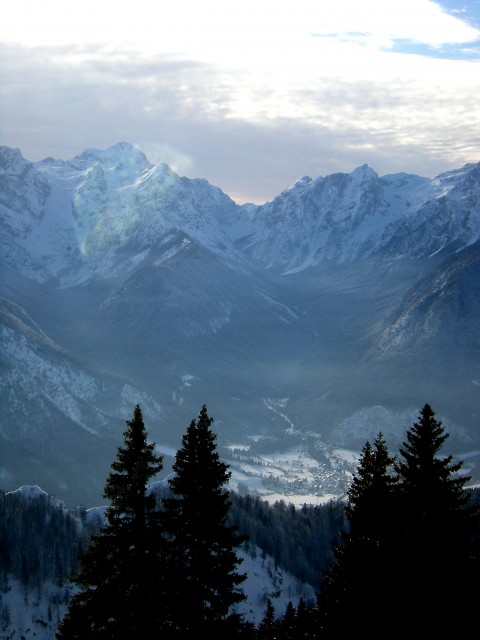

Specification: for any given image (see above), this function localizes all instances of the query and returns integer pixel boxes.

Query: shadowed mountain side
[0,298,165,505]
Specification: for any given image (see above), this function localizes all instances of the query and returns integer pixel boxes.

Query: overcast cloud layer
[1,0,479,203]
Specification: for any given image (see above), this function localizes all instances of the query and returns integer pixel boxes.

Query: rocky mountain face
[1,143,479,506]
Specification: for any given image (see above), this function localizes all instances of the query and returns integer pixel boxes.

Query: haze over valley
[1,143,479,507]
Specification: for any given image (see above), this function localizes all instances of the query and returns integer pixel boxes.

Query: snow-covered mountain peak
[70,141,152,174]
[285,175,313,192]
[433,161,480,202]
[0,145,30,174]
[238,160,480,270]
[134,161,180,190]
[9,484,51,500]
[6,485,67,511]
[317,164,380,205]
[238,164,391,269]
[2,144,479,282]
[0,143,245,284]
[349,163,378,183]
[0,146,52,256]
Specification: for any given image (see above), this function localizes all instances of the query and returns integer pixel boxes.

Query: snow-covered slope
[1,142,241,287]
[235,163,480,271]
[5,143,478,283]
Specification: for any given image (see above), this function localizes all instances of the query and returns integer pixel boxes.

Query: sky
[1,0,479,204]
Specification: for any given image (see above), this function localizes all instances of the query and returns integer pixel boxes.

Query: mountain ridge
[1,143,479,507]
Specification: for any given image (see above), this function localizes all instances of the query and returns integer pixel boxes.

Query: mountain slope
[1,143,479,506]
[235,162,480,271]
[0,295,163,505]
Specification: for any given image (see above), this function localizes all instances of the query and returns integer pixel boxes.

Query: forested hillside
[230,494,346,589]
[1,482,478,638]
[0,484,344,638]
[0,403,479,638]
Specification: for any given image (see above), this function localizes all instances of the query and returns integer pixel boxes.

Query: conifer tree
[393,403,479,633]
[277,600,297,640]
[316,408,480,636]
[294,597,314,639]
[161,404,248,637]
[316,432,397,635]
[257,598,276,640]
[56,405,166,639]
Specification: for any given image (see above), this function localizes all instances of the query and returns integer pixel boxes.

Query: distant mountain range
[1,143,479,506]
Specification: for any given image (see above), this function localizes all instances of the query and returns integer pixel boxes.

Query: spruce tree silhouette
[317,432,397,635]
[161,404,248,638]
[56,405,166,639]
[394,403,479,633]
[317,406,479,636]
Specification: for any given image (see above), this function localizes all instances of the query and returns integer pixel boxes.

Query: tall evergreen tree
[393,403,479,633]
[294,597,317,640]
[317,408,480,636]
[162,404,248,638]
[257,598,276,640]
[316,432,397,635]
[276,600,297,640]
[56,405,166,639]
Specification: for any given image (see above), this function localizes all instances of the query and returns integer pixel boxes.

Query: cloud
[310,0,480,49]
[2,1,479,58]
[1,0,479,204]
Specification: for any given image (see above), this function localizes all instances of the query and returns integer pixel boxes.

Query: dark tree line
[229,493,346,589]
[1,402,478,637]
[0,488,88,592]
